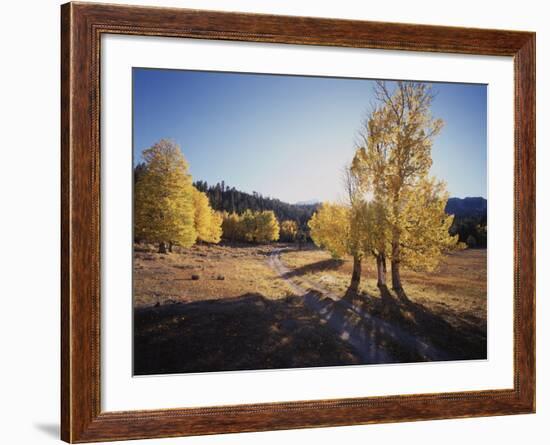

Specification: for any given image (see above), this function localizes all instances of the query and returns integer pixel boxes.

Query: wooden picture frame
[61,2,535,442]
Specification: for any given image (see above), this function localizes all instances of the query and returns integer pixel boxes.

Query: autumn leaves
[134,140,289,251]
[135,80,461,300]
[309,81,461,298]
[134,139,223,253]
[220,210,280,243]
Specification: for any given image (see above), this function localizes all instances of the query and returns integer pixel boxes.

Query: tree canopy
[350,81,460,297]
[308,203,351,259]
[192,187,223,244]
[280,220,299,242]
[134,139,222,252]
[134,139,197,252]
[221,210,280,243]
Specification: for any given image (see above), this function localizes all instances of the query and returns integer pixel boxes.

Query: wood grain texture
[60,2,536,442]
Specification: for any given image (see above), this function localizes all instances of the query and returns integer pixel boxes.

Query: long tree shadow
[134,288,487,376]
[281,258,344,279]
[345,285,487,362]
[304,291,420,364]
[134,293,361,375]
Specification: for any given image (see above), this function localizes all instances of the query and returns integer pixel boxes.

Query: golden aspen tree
[351,152,391,291]
[253,210,280,243]
[192,187,222,243]
[134,139,196,253]
[240,210,258,242]
[353,81,458,298]
[209,212,224,244]
[308,203,351,259]
[220,210,279,243]
[280,220,299,242]
[398,178,460,271]
[368,200,391,290]
[308,198,375,294]
[221,212,242,241]
[342,166,369,293]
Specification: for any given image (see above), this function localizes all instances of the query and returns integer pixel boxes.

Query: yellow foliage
[308,203,351,259]
[221,210,279,243]
[352,81,458,274]
[280,220,299,242]
[221,211,243,241]
[257,210,280,243]
[134,139,196,248]
[398,178,460,271]
[192,187,222,244]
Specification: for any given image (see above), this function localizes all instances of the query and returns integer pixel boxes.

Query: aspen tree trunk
[376,253,387,288]
[349,255,362,293]
[391,241,406,298]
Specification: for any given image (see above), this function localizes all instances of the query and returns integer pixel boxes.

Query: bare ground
[280,247,487,336]
[134,293,360,375]
[133,243,294,307]
[133,242,487,375]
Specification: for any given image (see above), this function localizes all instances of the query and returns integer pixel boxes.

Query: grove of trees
[310,81,462,298]
[135,140,197,253]
[220,210,280,243]
[134,139,223,253]
[135,81,475,300]
[134,141,307,250]
[450,216,487,248]
[193,180,317,229]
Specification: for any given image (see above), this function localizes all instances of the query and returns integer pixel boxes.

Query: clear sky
[133,68,487,203]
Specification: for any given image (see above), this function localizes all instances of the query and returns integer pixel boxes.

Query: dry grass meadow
[133,243,295,307]
[133,242,487,375]
[281,247,487,333]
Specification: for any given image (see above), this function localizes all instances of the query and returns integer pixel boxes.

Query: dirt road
[267,248,449,363]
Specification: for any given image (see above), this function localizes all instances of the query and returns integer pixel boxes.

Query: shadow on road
[344,286,487,362]
[134,293,362,375]
[281,258,344,279]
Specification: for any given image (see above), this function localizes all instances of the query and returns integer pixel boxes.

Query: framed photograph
[61,2,535,442]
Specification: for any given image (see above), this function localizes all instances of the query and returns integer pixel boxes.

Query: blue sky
[133,68,487,203]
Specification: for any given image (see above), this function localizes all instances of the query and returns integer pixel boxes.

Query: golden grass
[281,247,487,330]
[133,243,294,307]
[134,242,486,329]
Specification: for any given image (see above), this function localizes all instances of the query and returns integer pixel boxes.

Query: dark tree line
[193,180,317,229]
[446,197,487,248]
[450,215,487,248]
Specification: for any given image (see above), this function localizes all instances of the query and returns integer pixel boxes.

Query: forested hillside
[447,197,487,248]
[193,180,318,228]
[134,163,487,247]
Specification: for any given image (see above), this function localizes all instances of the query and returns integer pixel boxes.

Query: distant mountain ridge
[294,199,321,206]
[445,197,487,218]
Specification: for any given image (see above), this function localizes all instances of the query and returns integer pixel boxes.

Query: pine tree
[134,139,196,253]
